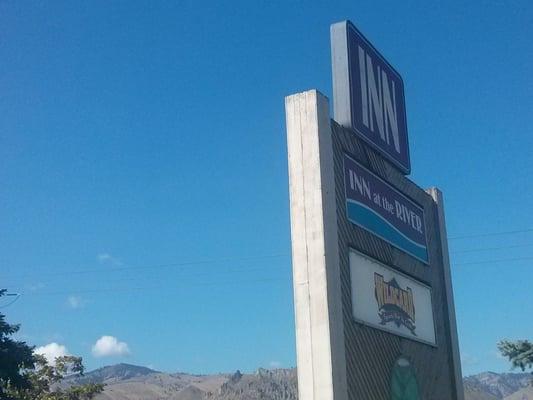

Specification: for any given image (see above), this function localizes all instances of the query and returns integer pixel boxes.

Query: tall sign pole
[286,90,348,400]
[286,20,464,400]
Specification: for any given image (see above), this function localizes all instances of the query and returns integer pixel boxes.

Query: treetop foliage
[498,339,533,372]
[0,289,104,400]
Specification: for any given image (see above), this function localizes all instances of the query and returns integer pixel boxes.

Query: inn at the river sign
[332,21,411,174]
[344,154,429,263]
[344,154,429,264]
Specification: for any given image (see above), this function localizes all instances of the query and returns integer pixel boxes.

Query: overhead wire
[3,227,533,282]
[450,243,533,254]
[3,228,533,299]
[449,228,533,240]
[11,277,287,297]
[1,253,290,283]
[0,293,21,308]
[4,263,290,291]
[4,252,532,299]
[454,256,533,266]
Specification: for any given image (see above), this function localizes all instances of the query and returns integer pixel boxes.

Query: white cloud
[67,295,84,309]
[269,361,282,369]
[27,282,45,292]
[34,343,69,365]
[92,335,131,358]
[97,253,122,266]
[97,253,111,262]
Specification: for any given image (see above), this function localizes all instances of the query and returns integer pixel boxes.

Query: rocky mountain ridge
[463,371,532,399]
[64,363,531,400]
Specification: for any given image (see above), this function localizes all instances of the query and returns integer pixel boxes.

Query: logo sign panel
[349,250,436,345]
[344,154,429,264]
[331,20,411,174]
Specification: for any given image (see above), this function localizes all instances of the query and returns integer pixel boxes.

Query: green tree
[0,290,104,400]
[5,354,104,400]
[0,289,35,399]
[498,340,533,372]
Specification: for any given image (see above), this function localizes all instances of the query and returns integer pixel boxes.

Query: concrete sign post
[285,90,348,400]
[285,19,464,400]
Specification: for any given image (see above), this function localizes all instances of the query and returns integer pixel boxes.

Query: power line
[1,253,290,283]
[11,277,287,297]
[449,228,533,240]
[3,227,533,286]
[455,256,533,266]
[0,293,21,309]
[451,243,533,254]
[5,255,532,298]
[4,263,290,289]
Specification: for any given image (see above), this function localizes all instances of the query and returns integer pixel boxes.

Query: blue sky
[1,1,532,377]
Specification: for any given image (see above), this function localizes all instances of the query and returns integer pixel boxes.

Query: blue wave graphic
[346,201,429,263]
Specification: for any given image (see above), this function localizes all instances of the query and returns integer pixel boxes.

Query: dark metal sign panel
[344,154,428,263]
[332,20,411,174]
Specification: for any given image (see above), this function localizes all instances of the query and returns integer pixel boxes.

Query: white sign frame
[349,249,437,346]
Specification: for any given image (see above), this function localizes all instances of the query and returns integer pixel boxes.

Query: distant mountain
[216,368,296,400]
[64,363,531,400]
[464,371,532,400]
[68,363,158,385]
[63,363,231,400]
